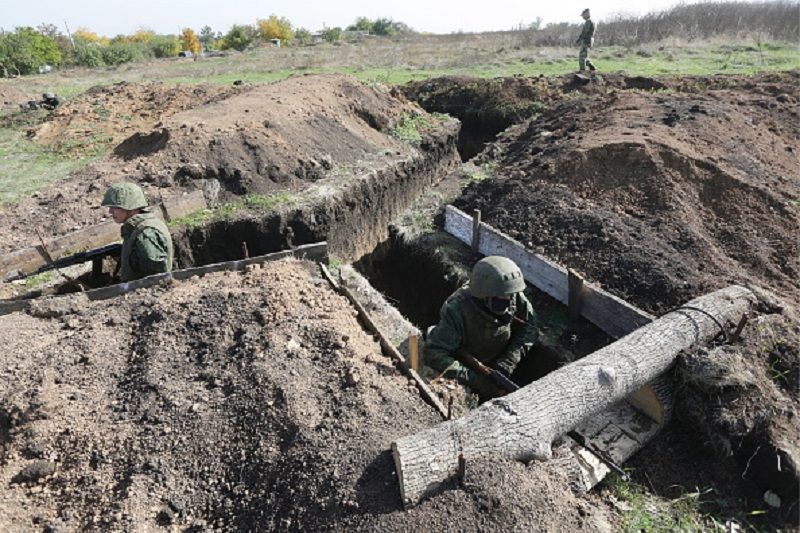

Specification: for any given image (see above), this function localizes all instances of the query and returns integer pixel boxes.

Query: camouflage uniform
[577,18,596,71]
[118,213,173,282]
[425,286,538,399]
[102,183,174,282]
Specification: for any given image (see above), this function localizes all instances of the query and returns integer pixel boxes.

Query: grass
[23,271,55,290]
[168,192,296,229]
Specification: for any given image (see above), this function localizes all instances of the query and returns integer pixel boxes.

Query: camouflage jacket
[119,212,174,282]
[424,286,538,377]
[578,19,595,46]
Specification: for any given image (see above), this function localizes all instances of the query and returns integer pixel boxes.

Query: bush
[257,15,293,43]
[101,41,141,65]
[0,27,62,76]
[150,35,180,58]
[73,41,105,68]
[294,27,312,45]
[219,25,256,51]
[199,26,218,50]
[321,27,343,43]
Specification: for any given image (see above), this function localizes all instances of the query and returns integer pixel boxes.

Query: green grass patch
[391,113,435,145]
[23,270,55,290]
[168,192,296,229]
[607,475,710,532]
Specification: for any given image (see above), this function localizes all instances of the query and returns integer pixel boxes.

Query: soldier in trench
[101,182,174,282]
[424,256,538,399]
[576,8,597,72]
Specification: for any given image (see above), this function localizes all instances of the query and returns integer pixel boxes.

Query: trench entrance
[354,229,612,386]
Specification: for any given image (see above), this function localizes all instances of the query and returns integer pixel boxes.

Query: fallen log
[391,285,756,507]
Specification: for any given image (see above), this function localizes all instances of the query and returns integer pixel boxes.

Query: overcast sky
[3,0,722,36]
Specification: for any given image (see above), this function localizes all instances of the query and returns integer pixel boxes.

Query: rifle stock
[8,243,121,281]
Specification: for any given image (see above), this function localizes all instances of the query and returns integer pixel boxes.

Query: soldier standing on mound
[101,183,173,282]
[577,8,597,72]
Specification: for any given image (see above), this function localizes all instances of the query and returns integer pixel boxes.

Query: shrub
[199,26,218,50]
[101,41,141,65]
[150,35,180,58]
[321,27,343,43]
[294,27,312,45]
[257,15,293,43]
[73,27,109,46]
[219,25,256,51]
[0,27,62,76]
[73,42,105,68]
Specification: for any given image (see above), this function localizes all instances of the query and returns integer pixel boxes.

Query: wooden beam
[471,209,481,254]
[567,269,585,321]
[0,242,328,315]
[408,334,420,372]
[444,205,654,338]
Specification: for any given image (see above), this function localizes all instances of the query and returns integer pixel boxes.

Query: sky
[2,0,717,36]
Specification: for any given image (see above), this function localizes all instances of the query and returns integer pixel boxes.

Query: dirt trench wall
[171,122,460,266]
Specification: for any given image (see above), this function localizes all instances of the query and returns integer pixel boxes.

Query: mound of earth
[451,75,799,525]
[455,81,799,314]
[402,75,561,159]
[0,259,616,531]
[30,82,243,156]
[0,74,440,254]
[0,84,31,112]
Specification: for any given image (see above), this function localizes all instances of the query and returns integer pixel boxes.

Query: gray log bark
[392,285,756,506]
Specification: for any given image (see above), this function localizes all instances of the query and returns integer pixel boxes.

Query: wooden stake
[471,209,481,254]
[408,333,419,372]
[568,269,585,320]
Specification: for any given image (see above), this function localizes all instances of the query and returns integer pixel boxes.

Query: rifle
[7,243,122,282]
[455,347,629,481]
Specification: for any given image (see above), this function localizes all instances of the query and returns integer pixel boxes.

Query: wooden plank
[0,243,328,316]
[444,205,654,338]
[408,334,420,372]
[471,209,481,254]
[0,192,207,280]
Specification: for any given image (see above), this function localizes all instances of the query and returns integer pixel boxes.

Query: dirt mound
[30,82,242,156]
[0,259,615,531]
[0,84,31,112]
[456,82,800,314]
[402,75,561,159]
[120,74,417,196]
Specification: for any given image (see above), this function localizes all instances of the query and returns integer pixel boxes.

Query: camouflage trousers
[579,46,596,71]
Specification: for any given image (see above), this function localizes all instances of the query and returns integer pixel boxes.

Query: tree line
[0,15,414,76]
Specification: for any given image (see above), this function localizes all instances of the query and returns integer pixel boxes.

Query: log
[391,285,756,506]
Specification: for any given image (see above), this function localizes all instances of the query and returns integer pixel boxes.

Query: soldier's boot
[587,60,597,72]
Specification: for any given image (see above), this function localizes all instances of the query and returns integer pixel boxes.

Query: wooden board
[0,242,327,315]
[444,205,654,338]
[0,191,207,280]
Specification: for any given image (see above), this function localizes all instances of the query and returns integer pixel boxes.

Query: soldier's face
[109,206,132,224]
[582,12,590,19]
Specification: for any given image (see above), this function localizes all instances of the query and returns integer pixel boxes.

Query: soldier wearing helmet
[101,183,173,282]
[425,256,538,399]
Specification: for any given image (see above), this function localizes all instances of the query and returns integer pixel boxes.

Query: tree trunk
[392,285,755,507]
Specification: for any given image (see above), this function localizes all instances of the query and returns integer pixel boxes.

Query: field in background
[1,29,798,205]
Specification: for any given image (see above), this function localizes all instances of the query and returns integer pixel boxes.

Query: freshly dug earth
[30,82,244,156]
[0,74,429,254]
[0,259,617,531]
[451,73,799,525]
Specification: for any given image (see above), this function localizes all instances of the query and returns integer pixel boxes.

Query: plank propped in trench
[444,205,654,339]
[0,191,207,279]
[0,242,327,316]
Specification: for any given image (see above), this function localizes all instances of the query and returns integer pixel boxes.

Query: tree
[293,27,312,45]
[371,18,397,36]
[128,29,156,44]
[198,26,216,50]
[180,28,202,54]
[219,25,255,51]
[257,15,293,43]
[320,27,342,43]
[347,17,373,32]
[73,27,109,46]
[0,27,61,76]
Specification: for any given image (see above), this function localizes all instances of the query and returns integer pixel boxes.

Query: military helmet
[469,256,526,299]
[101,182,148,210]
[582,8,590,15]
[43,92,56,100]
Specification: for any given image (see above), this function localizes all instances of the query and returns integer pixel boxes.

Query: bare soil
[0,259,617,532]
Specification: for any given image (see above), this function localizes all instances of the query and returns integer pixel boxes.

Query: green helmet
[469,256,526,299]
[43,92,56,100]
[101,183,148,210]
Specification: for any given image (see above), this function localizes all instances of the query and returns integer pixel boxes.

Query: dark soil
[450,72,800,526]
[0,259,618,531]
